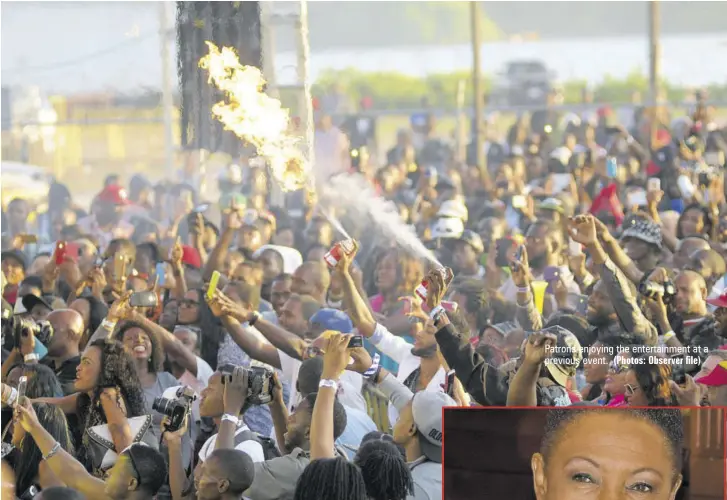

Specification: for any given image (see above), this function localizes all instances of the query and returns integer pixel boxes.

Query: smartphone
[568,239,583,257]
[647,177,661,192]
[606,157,618,179]
[347,335,364,349]
[572,294,589,316]
[54,241,67,266]
[670,355,687,385]
[627,189,648,208]
[543,266,561,293]
[155,262,166,287]
[94,256,106,268]
[18,234,38,244]
[511,195,527,209]
[444,370,456,398]
[193,203,210,214]
[129,291,159,308]
[113,255,127,281]
[16,376,27,408]
[207,270,221,301]
[441,300,458,313]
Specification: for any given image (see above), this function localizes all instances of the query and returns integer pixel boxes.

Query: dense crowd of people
[2,91,727,499]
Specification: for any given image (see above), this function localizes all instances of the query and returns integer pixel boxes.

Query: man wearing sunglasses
[14,397,166,500]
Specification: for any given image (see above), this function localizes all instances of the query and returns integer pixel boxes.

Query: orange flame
[199,42,309,191]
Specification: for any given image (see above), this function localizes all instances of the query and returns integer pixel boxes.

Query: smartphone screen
[347,336,364,349]
[16,376,27,408]
[155,262,166,287]
[606,157,618,179]
[207,271,221,301]
[647,177,661,192]
[54,241,67,266]
[113,255,126,281]
[129,291,159,308]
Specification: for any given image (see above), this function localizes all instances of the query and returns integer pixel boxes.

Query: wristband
[101,319,117,330]
[23,353,39,363]
[319,379,338,391]
[43,442,61,461]
[662,331,676,341]
[248,311,260,327]
[221,414,240,426]
[516,286,531,294]
[363,353,381,379]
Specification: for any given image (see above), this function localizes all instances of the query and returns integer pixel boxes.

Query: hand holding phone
[129,291,159,308]
[54,241,68,266]
[207,271,221,301]
[16,376,27,409]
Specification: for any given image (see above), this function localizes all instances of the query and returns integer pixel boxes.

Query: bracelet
[43,442,61,461]
[363,354,381,379]
[248,311,260,327]
[221,413,240,426]
[101,319,117,330]
[319,379,338,391]
[662,331,676,341]
[23,353,39,363]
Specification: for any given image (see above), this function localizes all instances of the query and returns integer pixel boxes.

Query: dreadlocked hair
[294,457,367,500]
[542,408,684,477]
[354,440,414,500]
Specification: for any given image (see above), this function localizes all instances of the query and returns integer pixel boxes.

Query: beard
[588,309,614,327]
[528,252,548,271]
[411,344,437,358]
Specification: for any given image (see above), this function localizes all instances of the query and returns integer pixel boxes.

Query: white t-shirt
[198,423,265,463]
[277,349,366,413]
[177,356,214,423]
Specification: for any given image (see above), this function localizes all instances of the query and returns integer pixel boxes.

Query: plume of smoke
[320,174,440,266]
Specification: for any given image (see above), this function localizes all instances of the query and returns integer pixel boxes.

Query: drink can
[324,239,355,268]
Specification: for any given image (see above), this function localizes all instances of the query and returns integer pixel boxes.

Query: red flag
[589,183,624,227]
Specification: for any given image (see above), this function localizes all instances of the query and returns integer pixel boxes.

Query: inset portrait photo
[444,407,725,500]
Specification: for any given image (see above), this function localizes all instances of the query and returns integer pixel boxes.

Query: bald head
[46,309,85,357]
[292,261,330,302]
[688,248,726,287]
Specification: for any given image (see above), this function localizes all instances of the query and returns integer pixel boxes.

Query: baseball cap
[707,292,727,309]
[537,198,566,215]
[457,230,484,254]
[437,200,468,222]
[1,250,27,270]
[430,217,464,239]
[620,217,663,250]
[411,391,456,463]
[540,325,583,388]
[694,360,727,387]
[310,309,353,333]
[21,294,54,314]
[97,185,130,206]
[181,246,202,269]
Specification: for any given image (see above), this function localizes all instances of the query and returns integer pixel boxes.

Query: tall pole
[260,2,279,99]
[159,2,175,180]
[297,0,315,177]
[648,0,660,149]
[471,1,484,171]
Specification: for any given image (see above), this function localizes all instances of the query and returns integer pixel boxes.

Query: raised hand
[321,333,352,380]
[107,291,133,323]
[523,331,557,366]
[569,215,598,247]
[334,239,359,275]
[510,245,531,288]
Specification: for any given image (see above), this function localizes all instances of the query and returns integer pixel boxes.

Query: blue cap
[309,308,353,333]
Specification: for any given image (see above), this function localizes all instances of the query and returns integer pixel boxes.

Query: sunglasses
[609,357,631,374]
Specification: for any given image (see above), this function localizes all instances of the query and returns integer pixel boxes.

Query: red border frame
[440,405,727,500]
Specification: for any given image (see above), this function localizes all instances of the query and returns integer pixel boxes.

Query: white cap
[431,217,464,239]
[436,200,468,222]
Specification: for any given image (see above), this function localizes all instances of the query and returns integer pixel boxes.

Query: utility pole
[260,2,279,99]
[648,0,660,149]
[159,2,175,180]
[297,0,315,177]
[470,1,485,171]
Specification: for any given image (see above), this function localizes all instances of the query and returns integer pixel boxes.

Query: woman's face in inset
[532,412,682,500]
